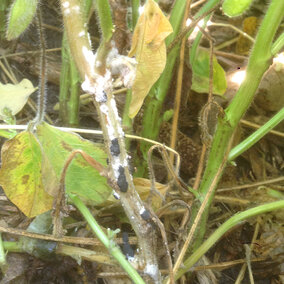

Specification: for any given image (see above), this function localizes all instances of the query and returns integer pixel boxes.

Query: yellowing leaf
[128,0,172,118]
[0,79,36,118]
[0,131,53,217]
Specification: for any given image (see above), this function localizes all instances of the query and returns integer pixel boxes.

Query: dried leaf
[105,177,168,210]
[128,0,172,118]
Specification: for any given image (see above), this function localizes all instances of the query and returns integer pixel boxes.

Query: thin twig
[209,22,255,43]
[149,145,193,198]
[235,217,260,284]
[217,176,284,192]
[190,0,206,9]
[169,0,192,165]
[35,8,47,123]
[147,207,174,284]
[0,224,138,246]
[240,119,284,138]
[193,144,206,190]
[0,124,183,154]
[167,5,219,53]
[0,48,62,60]
[214,50,247,61]
[193,26,215,189]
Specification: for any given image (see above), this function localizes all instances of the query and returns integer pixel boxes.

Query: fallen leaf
[0,79,36,118]
[0,131,53,217]
[128,0,172,118]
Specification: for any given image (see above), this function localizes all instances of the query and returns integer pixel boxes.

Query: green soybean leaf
[36,122,112,205]
[0,0,10,38]
[191,47,227,96]
[222,0,254,17]
[6,0,38,40]
[0,131,54,217]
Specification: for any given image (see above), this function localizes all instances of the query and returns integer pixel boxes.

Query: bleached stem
[60,0,160,282]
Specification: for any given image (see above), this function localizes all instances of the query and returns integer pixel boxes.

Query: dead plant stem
[235,217,260,284]
[60,0,160,281]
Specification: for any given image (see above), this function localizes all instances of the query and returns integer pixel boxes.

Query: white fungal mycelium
[139,207,146,216]
[87,32,92,46]
[81,75,95,94]
[113,191,120,200]
[95,70,111,102]
[144,263,160,283]
[110,98,122,124]
[96,61,102,68]
[78,30,85,37]
[99,104,116,140]
[112,156,121,179]
[62,1,69,8]
[64,8,71,15]
[72,5,80,13]
[135,200,144,215]
[82,46,96,75]
[106,47,137,88]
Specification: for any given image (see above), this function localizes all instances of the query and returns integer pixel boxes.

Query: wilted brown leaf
[128,0,172,118]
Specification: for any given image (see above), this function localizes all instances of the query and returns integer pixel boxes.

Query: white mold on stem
[144,263,160,283]
[139,207,146,216]
[106,46,137,88]
[112,156,121,179]
[63,8,71,15]
[113,191,120,200]
[78,30,85,37]
[82,46,96,76]
[81,75,95,94]
[62,1,69,8]
[72,5,80,13]
[87,32,92,46]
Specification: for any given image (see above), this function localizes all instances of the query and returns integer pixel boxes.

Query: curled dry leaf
[128,0,173,118]
[105,177,168,210]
